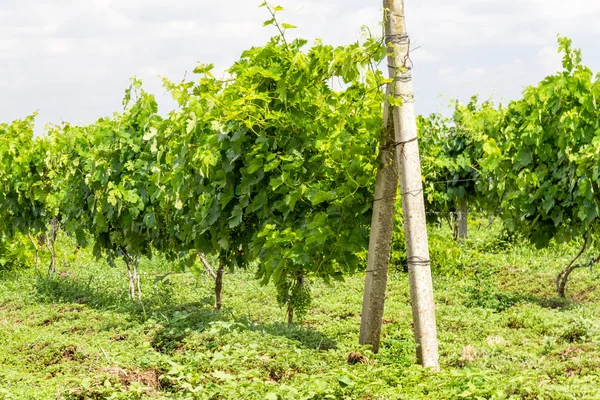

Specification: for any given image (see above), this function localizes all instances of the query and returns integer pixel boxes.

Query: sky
[1,0,600,134]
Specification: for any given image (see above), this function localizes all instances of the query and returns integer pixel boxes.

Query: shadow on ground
[33,272,337,352]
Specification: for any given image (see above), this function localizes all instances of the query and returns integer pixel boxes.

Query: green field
[1,224,599,399]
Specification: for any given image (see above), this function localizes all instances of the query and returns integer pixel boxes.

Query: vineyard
[2,3,600,399]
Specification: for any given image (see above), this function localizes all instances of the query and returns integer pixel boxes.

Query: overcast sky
[2,0,599,134]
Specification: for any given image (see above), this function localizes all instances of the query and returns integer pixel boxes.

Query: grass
[1,223,600,399]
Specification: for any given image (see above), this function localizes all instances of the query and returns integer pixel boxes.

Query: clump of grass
[559,317,593,343]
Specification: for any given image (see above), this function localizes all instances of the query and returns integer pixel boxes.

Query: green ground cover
[1,223,599,399]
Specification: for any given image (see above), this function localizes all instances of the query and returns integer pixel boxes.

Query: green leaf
[187,115,197,134]
[542,196,555,214]
[337,375,354,387]
[175,198,183,210]
[247,158,264,174]
[193,63,214,74]
[143,127,157,141]
[228,205,243,228]
[143,212,156,228]
[218,236,229,250]
[311,190,334,205]
[270,176,284,190]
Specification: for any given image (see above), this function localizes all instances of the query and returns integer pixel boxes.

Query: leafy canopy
[480,37,600,247]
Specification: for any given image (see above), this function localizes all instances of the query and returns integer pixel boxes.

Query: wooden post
[457,199,468,241]
[359,86,397,352]
[386,0,439,369]
[359,0,439,369]
[215,262,225,310]
[27,234,40,268]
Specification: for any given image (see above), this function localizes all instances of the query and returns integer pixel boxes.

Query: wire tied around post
[384,34,409,45]
[406,256,431,266]
[380,135,417,151]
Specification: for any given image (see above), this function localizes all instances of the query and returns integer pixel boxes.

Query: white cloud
[44,39,73,56]
[411,49,439,64]
[528,0,600,19]
[0,0,599,133]
[537,45,563,74]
